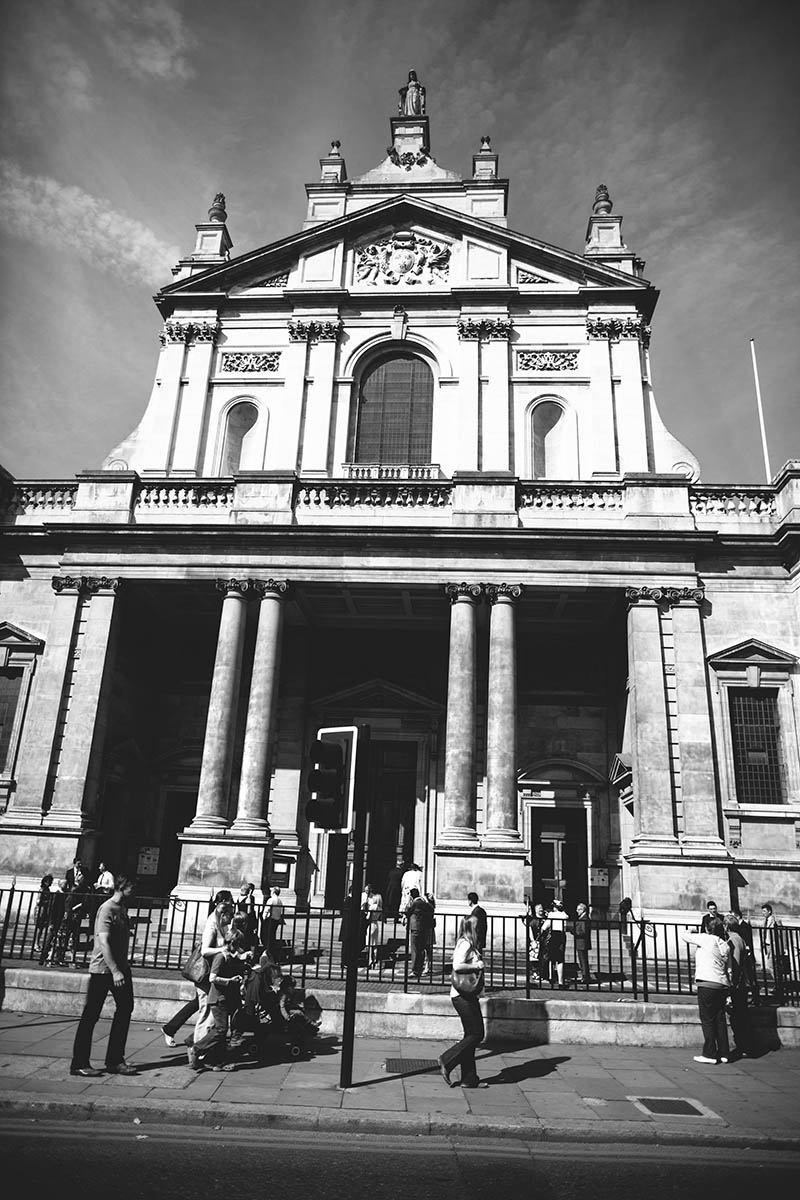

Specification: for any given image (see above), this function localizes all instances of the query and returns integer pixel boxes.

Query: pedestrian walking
[70,874,137,1077]
[680,917,732,1064]
[162,889,233,1047]
[544,899,567,988]
[760,903,782,997]
[261,887,285,956]
[438,915,488,1089]
[32,874,53,955]
[362,884,383,967]
[188,929,249,1073]
[38,879,67,965]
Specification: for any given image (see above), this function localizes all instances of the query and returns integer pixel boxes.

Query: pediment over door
[707,638,797,670]
[311,677,442,717]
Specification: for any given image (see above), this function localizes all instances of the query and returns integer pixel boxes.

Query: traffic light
[305,726,357,832]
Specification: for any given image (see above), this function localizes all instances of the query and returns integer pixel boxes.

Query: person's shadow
[481,1052,571,1085]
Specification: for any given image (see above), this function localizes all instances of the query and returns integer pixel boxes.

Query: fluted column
[191,579,250,830]
[233,579,289,831]
[484,583,523,842]
[441,583,481,841]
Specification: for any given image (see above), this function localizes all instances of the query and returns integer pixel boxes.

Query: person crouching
[188,930,248,1073]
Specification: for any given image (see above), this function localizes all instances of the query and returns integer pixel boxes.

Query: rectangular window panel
[729,687,782,804]
[0,668,24,771]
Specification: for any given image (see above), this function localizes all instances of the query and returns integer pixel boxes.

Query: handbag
[180,944,210,985]
[451,966,484,996]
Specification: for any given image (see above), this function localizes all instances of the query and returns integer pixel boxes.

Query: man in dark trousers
[467,892,487,952]
[404,888,434,983]
[70,874,138,1077]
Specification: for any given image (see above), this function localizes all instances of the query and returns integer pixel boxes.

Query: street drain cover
[384,1058,439,1075]
[630,1095,720,1119]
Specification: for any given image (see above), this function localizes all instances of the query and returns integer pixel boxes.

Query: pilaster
[171,332,219,473]
[298,326,341,474]
[480,337,511,471]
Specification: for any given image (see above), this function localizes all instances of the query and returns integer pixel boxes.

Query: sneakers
[693,1055,719,1064]
[719,1057,729,1064]
[162,1027,177,1048]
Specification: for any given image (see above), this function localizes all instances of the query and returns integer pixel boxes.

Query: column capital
[484,582,523,605]
[625,585,704,610]
[51,575,121,595]
[215,577,255,597]
[444,582,482,604]
[252,578,290,600]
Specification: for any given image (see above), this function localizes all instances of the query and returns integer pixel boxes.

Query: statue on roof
[398,70,426,116]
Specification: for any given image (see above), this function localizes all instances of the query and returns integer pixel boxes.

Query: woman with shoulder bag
[162,890,234,1048]
[437,915,488,1089]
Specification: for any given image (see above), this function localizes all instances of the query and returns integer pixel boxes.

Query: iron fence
[1,886,798,1006]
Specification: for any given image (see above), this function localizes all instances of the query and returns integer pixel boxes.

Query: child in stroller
[240,953,322,1060]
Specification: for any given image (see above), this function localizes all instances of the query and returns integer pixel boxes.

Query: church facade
[1,76,799,919]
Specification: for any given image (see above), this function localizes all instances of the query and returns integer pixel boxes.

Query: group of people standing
[34,859,115,966]
[521,898,593,988]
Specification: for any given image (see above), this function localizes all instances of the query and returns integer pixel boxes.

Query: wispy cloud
[0,160,179,285]
[76,0,193,82]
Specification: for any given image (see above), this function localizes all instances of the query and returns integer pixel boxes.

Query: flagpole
[749,338,772,484]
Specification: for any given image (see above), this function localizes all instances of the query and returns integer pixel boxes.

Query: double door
[530,807,587,913]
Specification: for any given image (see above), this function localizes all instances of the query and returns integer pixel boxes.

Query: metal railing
[1,887,797,1006]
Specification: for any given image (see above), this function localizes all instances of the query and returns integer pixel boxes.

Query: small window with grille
[729,687,783,804]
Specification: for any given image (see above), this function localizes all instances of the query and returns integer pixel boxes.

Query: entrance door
[530,808,587,912]
[366,740,417,899]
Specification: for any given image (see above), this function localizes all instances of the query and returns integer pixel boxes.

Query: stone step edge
[2,1092,798,1152]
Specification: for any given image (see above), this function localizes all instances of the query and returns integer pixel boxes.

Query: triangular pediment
[158,194,652,313]
[707,638,797,669]
[0,621,44,651]
[311,677,442,715]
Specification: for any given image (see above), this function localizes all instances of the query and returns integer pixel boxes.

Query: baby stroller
[241,956,322,1060]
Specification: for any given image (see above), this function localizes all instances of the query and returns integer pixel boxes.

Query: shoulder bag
[452,965,484,996]
[180,944,210,985]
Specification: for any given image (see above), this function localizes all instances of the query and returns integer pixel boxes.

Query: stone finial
[330,140,341,156]
[208,192,227,222]
[398,69,426,116]
[592,183,612,215]
[480,135,492,152]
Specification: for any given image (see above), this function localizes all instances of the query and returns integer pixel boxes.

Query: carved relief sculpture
[287,319,343,342]
[457,318,513,340]
[586,315,651,347]
[517,270,550,284]
[517,350,578,371]
[221,352,281,373]
[355,231,450,286]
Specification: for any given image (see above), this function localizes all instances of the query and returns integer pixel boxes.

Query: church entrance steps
[2,966,796,1051]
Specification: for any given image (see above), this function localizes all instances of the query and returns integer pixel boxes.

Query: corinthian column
[441,583,481,842]
[484,583,522,842]
[233,579,288,831]
[191,579,250,830]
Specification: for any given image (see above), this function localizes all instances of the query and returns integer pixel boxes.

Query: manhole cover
[384,1058,439,1075]
[629,1095,720,1119]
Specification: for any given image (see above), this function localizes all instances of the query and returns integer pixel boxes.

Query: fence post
[0,881,17,962]
[640,920,649,1003]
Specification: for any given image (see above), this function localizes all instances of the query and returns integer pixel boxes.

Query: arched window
[221,401,259,473]
[353,353,433,464]
[531,400,574,479]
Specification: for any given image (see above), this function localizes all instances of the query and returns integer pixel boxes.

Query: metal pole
[339,724,370,1090]
[750,338,772,484]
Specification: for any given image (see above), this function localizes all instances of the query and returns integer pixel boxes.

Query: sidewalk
[1,1008,799,1148]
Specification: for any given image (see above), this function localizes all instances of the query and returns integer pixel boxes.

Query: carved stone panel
[517,350,578,371]
[354,231,451,286]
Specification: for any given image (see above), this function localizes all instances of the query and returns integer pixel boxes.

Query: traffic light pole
[339,723,370,1090]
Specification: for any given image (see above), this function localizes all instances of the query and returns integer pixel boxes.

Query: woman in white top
[361,885,383,967]
[437,915,488,1089]
[680,917,732,1064]
[162,890,233,1048]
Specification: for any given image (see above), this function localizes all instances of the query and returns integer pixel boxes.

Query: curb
[2,1093,799,1151]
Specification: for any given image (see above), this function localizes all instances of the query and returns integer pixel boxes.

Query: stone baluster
[484,583,523,842]
[191,579,251,830]
[441,583,481,841]
[233,579,289,831]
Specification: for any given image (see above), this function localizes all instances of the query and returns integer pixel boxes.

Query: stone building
[1,76,798,919]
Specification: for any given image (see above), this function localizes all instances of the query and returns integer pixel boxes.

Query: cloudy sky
[1,0,797,483]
